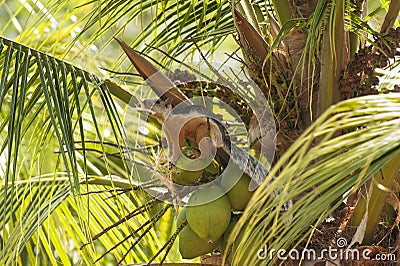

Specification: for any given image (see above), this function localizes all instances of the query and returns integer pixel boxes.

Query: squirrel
[142,98,273,190]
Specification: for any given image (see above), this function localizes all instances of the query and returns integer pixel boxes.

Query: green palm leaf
[231,94,400,264]
[0,37,175,264]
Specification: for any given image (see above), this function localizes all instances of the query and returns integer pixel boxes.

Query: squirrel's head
[141,98,172,123]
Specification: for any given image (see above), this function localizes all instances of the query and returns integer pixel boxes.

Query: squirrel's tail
[222,143,272,190]
[222,143,292,211]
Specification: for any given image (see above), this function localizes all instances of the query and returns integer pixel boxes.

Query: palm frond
[0,177,71,265]
[0,37,173,264]
[74,0,233,61]
[230,94,400,265]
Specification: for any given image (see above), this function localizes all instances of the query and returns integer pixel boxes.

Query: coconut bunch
[176,176,253,261]
[161,145,254,260]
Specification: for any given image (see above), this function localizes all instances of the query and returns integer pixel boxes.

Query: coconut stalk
[350,153,400,244]
[348,0,364,59]
[114,38,190,106]
[349,0,400,244]
[236,0,263,34]
[318,0,345,114]
[380,0,400,35]
[271,0,293,27]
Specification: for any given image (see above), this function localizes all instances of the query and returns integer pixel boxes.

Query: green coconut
[171,165,203,185]
[186,186,231,242]
[171,147,205,185]
[177,207,220,259]
[221,173,254,211]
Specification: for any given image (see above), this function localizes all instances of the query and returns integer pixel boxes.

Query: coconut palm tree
[0,0,399,265]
